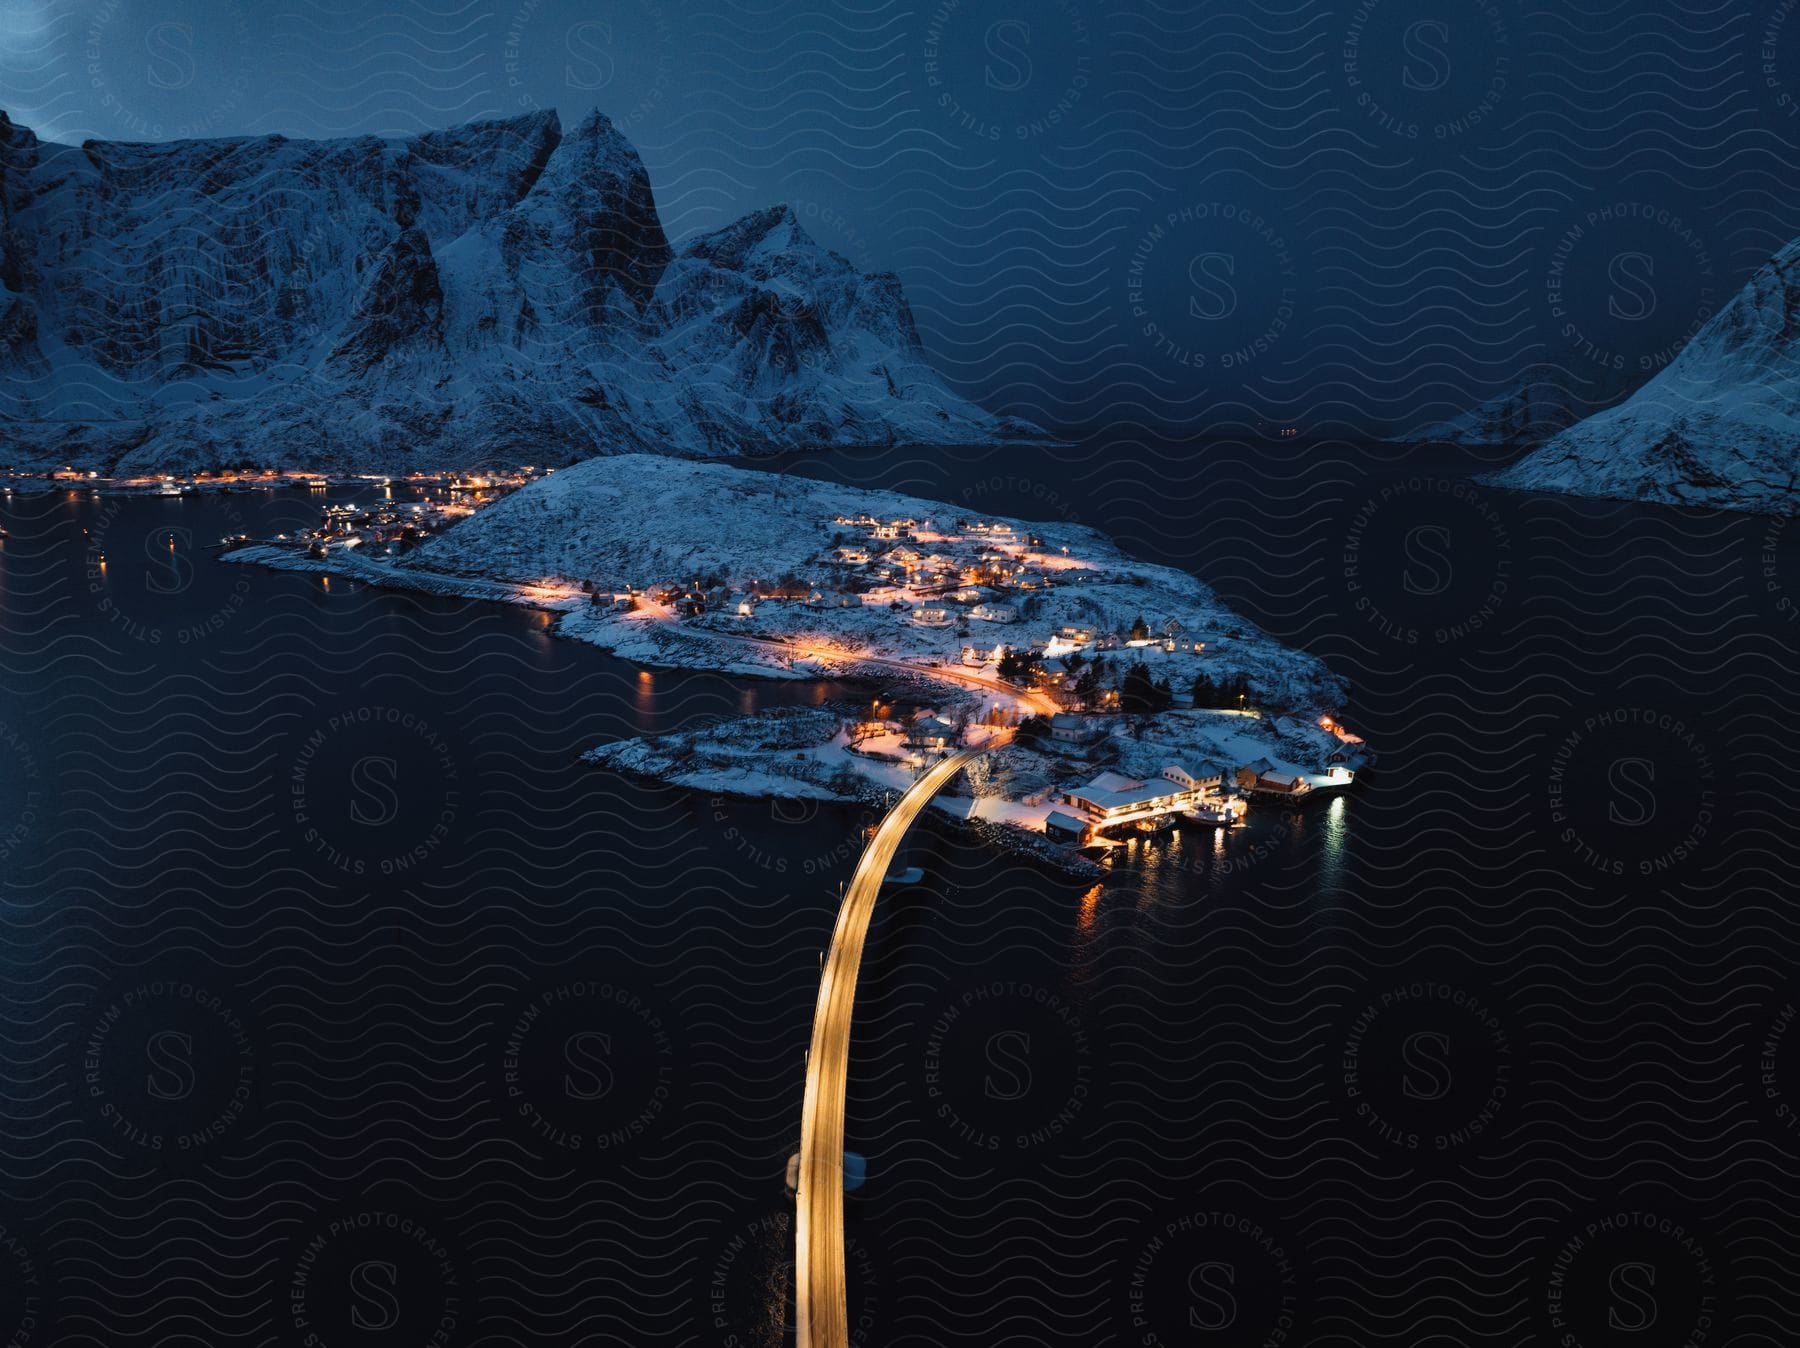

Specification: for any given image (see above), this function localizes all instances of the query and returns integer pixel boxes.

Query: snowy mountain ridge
[0,109,1036,473]
[1486,239,1800,515]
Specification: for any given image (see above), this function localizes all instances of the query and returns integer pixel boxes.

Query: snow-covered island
[226,454,1366,868]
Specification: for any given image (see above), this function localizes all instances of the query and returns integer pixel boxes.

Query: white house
[1048,713,1104,746]
[912,606,953,627]
[1063,769,1196,821]
[1160,763,1225,793]
[903,715,959,751]
[971,604,1018,624]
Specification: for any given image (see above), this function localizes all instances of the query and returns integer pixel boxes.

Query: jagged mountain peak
[0,108,1035,472]
[684,204,819,272]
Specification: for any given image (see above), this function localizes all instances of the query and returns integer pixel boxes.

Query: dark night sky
[4,0,1798,439]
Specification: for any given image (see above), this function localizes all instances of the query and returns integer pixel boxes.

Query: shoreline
[212,446,1367,870]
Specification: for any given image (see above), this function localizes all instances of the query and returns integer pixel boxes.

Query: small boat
[1182,803,1237,828]
[882,866,924,887]
[1134,814,1176,834]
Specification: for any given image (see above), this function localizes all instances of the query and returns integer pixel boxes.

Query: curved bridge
[794,747,982,1348]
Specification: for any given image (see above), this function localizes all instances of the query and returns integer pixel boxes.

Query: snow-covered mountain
[1406,350,1648,449]
[0,110,1035,474]
[1487,241,1800,515]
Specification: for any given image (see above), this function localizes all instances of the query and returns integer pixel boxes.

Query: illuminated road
[632,604,1058,717]
[794,747,984,1348]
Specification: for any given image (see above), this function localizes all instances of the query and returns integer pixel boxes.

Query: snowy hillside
[0,110,1036,474]
[1487,241,1800,514]
[395,454,1346,715]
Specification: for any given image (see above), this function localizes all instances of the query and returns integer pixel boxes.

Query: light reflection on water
[1319,794,1348,892]
[1082,794,1356,921]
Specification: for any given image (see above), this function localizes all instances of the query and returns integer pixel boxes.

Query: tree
[1202,672,1252,708]
[997,650,1044,687]
[1121,663,1158,713]
[1129,615,1150,642]
[1074,663,1102,710]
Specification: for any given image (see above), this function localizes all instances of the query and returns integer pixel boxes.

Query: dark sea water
[2,440,1797,1347]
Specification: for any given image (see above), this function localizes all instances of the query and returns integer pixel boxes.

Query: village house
[903,715,959,752]
[1043,810,1093,845]
[809,589,858,608]
[1062,766,1206,823]
[1237,757,1311,796]
[1323,741,1366,784]
[965,521,1018,541]
[911,606,953,627]
[1237,757,1275,785]
[1162,763,1226,794]
[970,603,1018,624]
[870,516,921,541]
[1047,712,1105,747]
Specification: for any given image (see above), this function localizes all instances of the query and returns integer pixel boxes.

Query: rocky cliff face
[0,109,1033,473]
[1487,241,1800,515]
